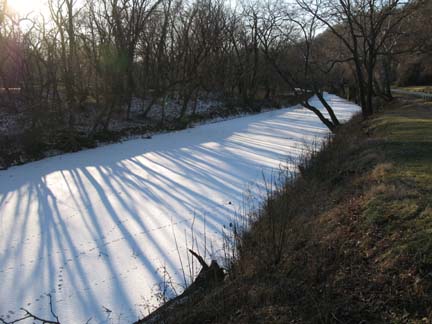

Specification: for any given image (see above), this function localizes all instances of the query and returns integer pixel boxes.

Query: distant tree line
[0,0,430,134]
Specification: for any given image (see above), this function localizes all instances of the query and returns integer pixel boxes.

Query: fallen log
[136,250,225,323]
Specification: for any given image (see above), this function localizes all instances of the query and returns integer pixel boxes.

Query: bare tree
[48,0,82,127]
[256,1,341,131]
[297,0,420,118]
[107,0,163,120]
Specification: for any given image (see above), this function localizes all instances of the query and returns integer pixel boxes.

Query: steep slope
[140,96,432,323]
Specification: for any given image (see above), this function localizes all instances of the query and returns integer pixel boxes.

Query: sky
[8,0,49,16]
[7,0,242,17]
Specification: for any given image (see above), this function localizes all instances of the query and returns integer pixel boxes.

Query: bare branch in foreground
[0,294,60,324]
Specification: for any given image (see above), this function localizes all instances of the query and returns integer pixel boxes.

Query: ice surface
[0,95,360,323]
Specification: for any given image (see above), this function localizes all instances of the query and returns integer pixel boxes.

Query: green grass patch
[362,99,432,276]
[399,85,432,94]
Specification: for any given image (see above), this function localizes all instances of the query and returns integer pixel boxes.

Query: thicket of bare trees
[0,0,428,139]
[1,0,277,134]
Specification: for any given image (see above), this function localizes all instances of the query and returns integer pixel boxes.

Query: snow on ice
[0,95,360,323]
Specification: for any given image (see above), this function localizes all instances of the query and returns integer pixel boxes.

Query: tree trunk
[315,91,340,127]
[303,100,336,133]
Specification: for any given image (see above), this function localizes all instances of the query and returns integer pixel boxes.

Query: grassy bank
[398,86,432,94]
[140,96,432,323]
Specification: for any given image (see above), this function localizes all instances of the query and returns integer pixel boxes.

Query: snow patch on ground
[0,94,360,323]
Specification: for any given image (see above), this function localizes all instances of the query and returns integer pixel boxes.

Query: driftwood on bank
[135,250,225,324]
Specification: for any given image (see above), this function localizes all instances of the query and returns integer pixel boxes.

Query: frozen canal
[0,95,359,323]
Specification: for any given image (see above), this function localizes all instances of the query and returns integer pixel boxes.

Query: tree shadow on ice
[0,97,360,322]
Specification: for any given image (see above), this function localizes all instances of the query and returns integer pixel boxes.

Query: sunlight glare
[8,0,46,16]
